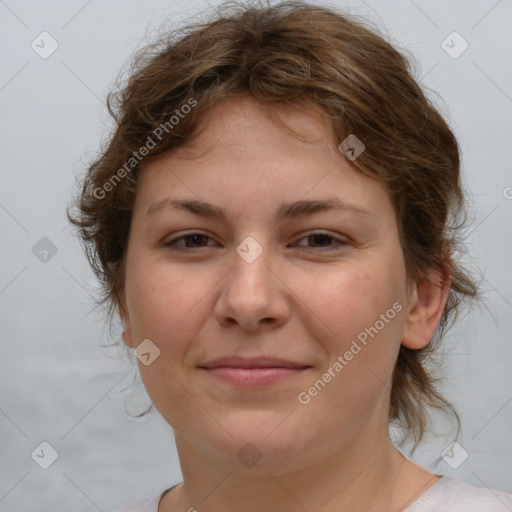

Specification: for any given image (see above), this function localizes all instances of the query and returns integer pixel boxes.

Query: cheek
[124,262,206,416]
[297,266,404,425]
[300,259,406,395]
[305,263,400,343]
[125,255,202,340]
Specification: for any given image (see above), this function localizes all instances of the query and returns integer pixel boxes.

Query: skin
[121,95,450,512]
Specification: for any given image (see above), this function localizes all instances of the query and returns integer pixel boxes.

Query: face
[121,96,434,474]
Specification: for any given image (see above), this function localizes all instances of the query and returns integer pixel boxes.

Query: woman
[69,1,512,510]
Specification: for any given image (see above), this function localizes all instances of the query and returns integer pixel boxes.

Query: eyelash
[164,232,348,253]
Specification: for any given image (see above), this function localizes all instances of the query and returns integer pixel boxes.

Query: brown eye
[307,234,333,247]
[165,233,214,252]
[293,232,348,251]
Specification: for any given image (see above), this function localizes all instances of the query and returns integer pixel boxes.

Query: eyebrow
[146,197,374,221]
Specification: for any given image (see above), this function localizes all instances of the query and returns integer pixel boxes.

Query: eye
[164,231,348,254]
[164,233,215,252]
[292,232,348,251]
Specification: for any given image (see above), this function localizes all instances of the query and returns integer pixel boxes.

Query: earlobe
[120,309,135,348]
[401,266,451,350]
[122,328,135,348]
[119,292,135,348]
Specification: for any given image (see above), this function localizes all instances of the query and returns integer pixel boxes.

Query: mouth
[198,356,312,387]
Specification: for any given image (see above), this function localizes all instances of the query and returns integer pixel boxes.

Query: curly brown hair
[68,0,479,449]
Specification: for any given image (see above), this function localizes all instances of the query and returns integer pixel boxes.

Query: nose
[213,239,290,332]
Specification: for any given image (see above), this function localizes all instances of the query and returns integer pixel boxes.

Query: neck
[161,428,437,512]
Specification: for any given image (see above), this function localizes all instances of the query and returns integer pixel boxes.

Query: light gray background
[1,0,511,510]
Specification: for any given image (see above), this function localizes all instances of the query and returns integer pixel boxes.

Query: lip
[199,356,311,388]
[202,367,308,387]
[199,356,310,369]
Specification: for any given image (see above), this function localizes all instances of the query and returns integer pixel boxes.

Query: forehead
[135,96,395,228]
[148,96,337,165]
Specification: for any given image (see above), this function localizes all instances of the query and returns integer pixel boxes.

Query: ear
[120,306,135,348]
[401,264,451,350]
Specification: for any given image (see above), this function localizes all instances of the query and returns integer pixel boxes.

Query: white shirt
[109,476,512,512]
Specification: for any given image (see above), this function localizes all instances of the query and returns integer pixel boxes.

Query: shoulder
[108,491,164,512]
[405,476,512,511]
